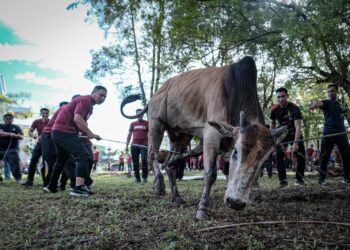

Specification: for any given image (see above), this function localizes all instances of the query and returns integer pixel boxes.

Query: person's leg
[176,159,186,180]
[82,144,93,187]
[4,160,11,179]
[141,147,148,182]
[131,145,141,182]
[276,145,287,185]
[335,134,350,181]
[295,141,306,183]
[23,142,42,185]
[63,156,76,188]
[41,133,57,187]
[5,150,22,182]
[319,137,334,182]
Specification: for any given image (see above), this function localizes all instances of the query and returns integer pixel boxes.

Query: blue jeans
[4,161,11,179]
[131,145,148,180]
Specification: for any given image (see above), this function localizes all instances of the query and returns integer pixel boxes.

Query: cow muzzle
[225,197,246,210]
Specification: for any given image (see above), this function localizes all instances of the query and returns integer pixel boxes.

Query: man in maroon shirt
[22,108,50,186]
[126,109,149,183]
[43,86,107,196]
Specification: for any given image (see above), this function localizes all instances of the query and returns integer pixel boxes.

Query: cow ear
[239,111,251,133]
[208,121,236,138]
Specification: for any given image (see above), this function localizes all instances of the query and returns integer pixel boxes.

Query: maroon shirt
[30,119,50,136]
[42,107,63,134]
[129,119,149,145]
[52,95,94,134]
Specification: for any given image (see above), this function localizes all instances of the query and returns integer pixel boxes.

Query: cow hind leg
[149,120,166,196]
[166,162,185,204]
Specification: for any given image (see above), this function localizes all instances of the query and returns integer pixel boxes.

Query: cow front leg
[166,162,185,204]
[151,151,165,196]
[196,166,217,219]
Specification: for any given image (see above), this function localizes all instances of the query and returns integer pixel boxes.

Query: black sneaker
[21,180,33,187]
[319,178,327,185]
[69,185,91,197]
[42,186,58,193]
[135,178,141,183]
[279,181,288,189]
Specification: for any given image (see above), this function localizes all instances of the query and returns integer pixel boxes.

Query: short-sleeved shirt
[306,147,314,157]
[119,155,124,163]
[93,150,99,161]
[0,124,23,150]
[270,102,302,137]
[129,119,149,145]
[321,99,346,135]
[42,107,63,134]
[52,95,94,134]
[30,119,50,136]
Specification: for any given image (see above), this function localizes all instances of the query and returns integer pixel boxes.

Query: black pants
[176,159,186,180]
[49,131,91,189]
[27,142,42,182]
[0,149,22,180]
[276,135,305,182]
[131,145,148,180]
[320,134,350,179]
[41,132,57,187]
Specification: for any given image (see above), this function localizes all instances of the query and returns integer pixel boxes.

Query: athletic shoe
[135,178,141,183]
[341,178,350,185]
[319,178,327,185]
[21,181,33,187]
[42,186,57,193]
[279,181,288,189]
[69,185,91,197]
[142,178,148,183]
[294,180,306,187]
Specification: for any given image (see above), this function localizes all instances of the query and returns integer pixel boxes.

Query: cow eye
[231,148,238,160]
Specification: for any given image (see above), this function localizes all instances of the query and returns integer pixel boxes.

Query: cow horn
[239,111,250,133]
[271,125,288,143]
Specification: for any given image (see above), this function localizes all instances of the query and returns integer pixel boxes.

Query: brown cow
[121,56,287,219]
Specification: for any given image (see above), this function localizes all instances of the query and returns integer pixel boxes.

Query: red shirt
[127,155,132,164]
[306,147,314,157]
[52,95,94,133]
[93,150,99,161]
[30,119,50,136]
[129,119,149,145]
[119,155,124,163]
[42,108,63,134]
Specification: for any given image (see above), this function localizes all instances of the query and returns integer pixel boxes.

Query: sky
[0,0,141,151]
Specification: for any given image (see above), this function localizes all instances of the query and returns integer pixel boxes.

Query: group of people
[271,84,350,188]
[0,86,107,196]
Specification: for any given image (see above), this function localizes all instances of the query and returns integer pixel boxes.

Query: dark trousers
[119,162,124,171]
[0,149,22,180]
[276,135,305,182]
[27,142,42,182]
[49,131,91,189]
[320,134,350,179]
[41,133,56,187]
[176,159,186,180]
[131,145,148,180]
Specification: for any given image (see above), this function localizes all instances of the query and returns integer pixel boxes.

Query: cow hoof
[172,196,185,204]
[195,209,207,220]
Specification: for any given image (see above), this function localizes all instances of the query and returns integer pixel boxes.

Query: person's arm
[310,100,324,110]
[74,114,101,140]
[292,119,302,151]
[28,121,37,139]
[271,119,276,129]
[0,129,23,139]
[125,131,132,152]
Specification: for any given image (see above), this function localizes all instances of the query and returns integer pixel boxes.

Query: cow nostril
[226,197,246,210]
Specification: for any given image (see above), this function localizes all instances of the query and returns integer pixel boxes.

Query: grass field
[1,170,350,249]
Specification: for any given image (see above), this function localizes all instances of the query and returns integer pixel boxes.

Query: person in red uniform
[119,153,124,171]
[21,108,50,186]
[43,86,107,196]
[126,109,149,183]
[92,146,99,171]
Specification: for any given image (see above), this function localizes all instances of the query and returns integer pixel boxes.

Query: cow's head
[209,111,287,210]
